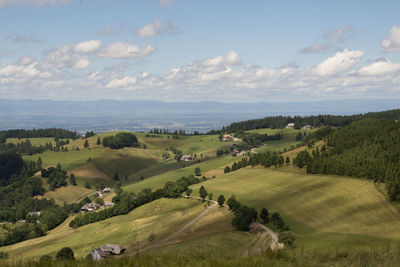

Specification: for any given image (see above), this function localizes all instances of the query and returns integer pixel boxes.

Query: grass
[24,149,107,170]
[6,137,61,146]
[2,198,205,261]
[148,205,256,256]
[36,185,94,205]
[123,155,239,194]
[246,128,318,153]
[189,166,400,248]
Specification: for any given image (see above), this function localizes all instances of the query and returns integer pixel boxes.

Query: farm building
[102,187,111,194]
[104,201,115,207]
[27,211,41,217]
[81,202,100,213]
[286,123,295,128]
[85,244,125,260]
[180,155,194,161]
[302,125,312,130]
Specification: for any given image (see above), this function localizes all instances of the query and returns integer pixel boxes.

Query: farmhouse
[104,201,115,207]
[222,134,232,141]
[302,125,312,130]
[102,187,111,194]
[286,123,295,128]
[27,211,41,217]
[81,202,100,213]
[93,192,103,198]
[180,155,194,161]
[85,244,125,260]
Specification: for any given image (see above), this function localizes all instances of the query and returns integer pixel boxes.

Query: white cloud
[359,59,400,76]
[202,51,241,67]
[39,45,90,70]
[298,43,329,54]
[314,49,363,76]
[299,26,355,54]
[98,42,155,59]
[74,40,102,53]
[17,56,36,65]
[73,58,90,69]
[0,0,72,7]
[381,25,400,53]
[323,25,356,43]
[106,76,137,88]
[159,0,175,7]
[136,18,181,38]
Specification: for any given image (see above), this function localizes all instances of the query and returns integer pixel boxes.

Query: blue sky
[0,0,400,102]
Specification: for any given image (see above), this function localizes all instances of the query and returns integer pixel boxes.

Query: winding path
[136,196,283,254]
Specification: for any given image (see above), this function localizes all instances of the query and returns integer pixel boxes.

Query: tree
[227,195,241,212]
[231,206,258,231]
[175,150,183,162]
[295,132,303,141]
[84,182,91,189]
[69,173,77,186]
[95,198,104,206]
[199,186,208,201]
[113,172,120,181]
[260,208,269,223]
[56,247,74,260]
[84,139,89,148]
[194,167,202,176]
[37,157,43,169]
[224,166,231,174]
[278,231,295,248]
[208,193,213,200]
[186,188,193,196]
[285,156,290,165]
[96,137,101,145]
[217,195,225,207]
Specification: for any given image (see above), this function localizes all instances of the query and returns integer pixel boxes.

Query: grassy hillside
[123,155,238,194]
[2,198,205,261]
[246,128,317,153]
[6,137,59,146]
[190,166,400,248]
[147,205,256,256]
[36,185,94,205]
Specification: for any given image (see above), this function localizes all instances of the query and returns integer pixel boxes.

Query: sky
[0,0,400,102]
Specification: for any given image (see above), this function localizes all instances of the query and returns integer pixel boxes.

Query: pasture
[190,166,400,248]
[36,185,94,205]
[3,198,205,261]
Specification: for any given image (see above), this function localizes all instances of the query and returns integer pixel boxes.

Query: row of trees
[102,133,139,149]
[0,128,80,139]
[224,151,285,175]
[221,109,400,132]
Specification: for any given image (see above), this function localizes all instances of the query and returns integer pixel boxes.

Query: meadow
[2,198,206,261]
[189,166,400,248]
[36,185,94,205]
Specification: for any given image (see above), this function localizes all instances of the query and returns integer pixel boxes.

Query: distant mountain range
[0,98,399,133]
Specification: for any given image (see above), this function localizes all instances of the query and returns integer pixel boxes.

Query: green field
[123,155,238,194]
[190,166,400,248]
[36,185,94,205]
[3,198,206,261]
[246,128,317,153]
[147,205,257,256]
[6,137,60,146]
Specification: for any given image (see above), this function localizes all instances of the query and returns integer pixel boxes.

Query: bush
[278,231,295,248]
[56,247,74,260]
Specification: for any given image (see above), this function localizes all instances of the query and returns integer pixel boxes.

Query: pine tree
[96,137,101,145]
[113,172,120,181]
[84,139,89,148]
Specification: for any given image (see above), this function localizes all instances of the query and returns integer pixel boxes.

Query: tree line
[219,109,400,132]
[0,128,80,140]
